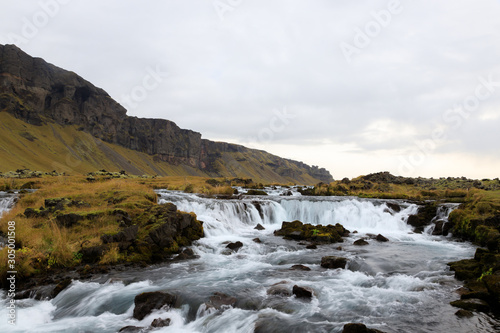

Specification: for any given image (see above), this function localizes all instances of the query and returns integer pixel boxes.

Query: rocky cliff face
[0,44,333,183]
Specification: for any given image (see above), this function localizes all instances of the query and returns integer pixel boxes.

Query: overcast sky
[1,0,500,179]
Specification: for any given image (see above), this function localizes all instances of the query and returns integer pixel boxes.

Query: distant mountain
[0,44,333,184]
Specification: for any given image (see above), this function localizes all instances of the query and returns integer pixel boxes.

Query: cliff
[0,44,333,184]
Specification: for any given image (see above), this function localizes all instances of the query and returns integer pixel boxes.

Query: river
[0,188,499,332]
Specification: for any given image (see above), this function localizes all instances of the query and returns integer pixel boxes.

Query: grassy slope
[0,112,321,184]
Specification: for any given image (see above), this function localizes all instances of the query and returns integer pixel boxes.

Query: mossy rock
[246,189,268,196]
[448,259,482,281]
[274,220,347,243]
[450,298,490,312]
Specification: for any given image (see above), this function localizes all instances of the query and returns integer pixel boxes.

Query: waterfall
[0,192,17,217]
[157,191,420,237]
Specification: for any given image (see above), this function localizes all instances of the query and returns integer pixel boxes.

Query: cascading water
[0,192,17,217]
[1,190,499,333]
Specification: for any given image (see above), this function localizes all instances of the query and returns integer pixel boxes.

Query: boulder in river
[375,234,389,242]
[450,298,490,312]
[274,220,348,244]
[342,323,386,333]
[151,317,171,327]
[206,292,237,309]
[354,239,369,246]
[290,264,311,271]
[119,326,143,333]
[226,241,243,251]
[407,202,438,233]
[267,282,292,297]
[254,223,265,230]
[292,285,313,299]
[321,256,347,269]
[455,309,473,318]
[133,291,177,320]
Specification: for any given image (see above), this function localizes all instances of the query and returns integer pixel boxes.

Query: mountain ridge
[0,44,333,184]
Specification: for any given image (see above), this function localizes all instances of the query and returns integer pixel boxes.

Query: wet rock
[455,309,474,318]
[267,282,292,297]
[144,203,204,255]
[407,202,438,233]
[290,264,311,271]
[206,292,237,309]
[151,318,171,328]
[292,285,313,299]
[432,220,453,236]
[172,248,198,261]
[50,278,72,298]
[246,190,268,195]
[226,241,243,251]
[254,224,265,230]
[252,238,262,243]
[119,326,144,333]
[386,202,401,213]
[375,234,389,242]
[448,259,482,280]
[321,256,347,269]
[133,291,177,320]
[274,220,347,244]
[342,323,386,333]
[354,239,369,246]
[306,244,317,249]
[450,298,490,312]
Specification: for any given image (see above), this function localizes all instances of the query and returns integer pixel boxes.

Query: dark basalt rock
[144,203,203,255]
[172,248,198,261]
[267,283,292,297]
[407,202,438,233]
[56,213,84,228]
[386,202,401,213]
[292,285,313,299]
[354,239,369,246]
[254,223,265,230]
[321,256,347,269]
[133,291,177,320]
[432,220,453,236]
[119,326,143,333]
[274,220,348,244]
[455,309,474,318]
[206,292,237,309]
[101,225,138,244]
[290,264,311,271]
[50,278,72,299]
[246,190,268,196]
[450,298,490,312]
[375,234,389,242]
[151,318,171,328]
[226,241,243,251]
[342,323,386,333]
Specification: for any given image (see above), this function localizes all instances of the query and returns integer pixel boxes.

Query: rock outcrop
[0,44,333,183]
